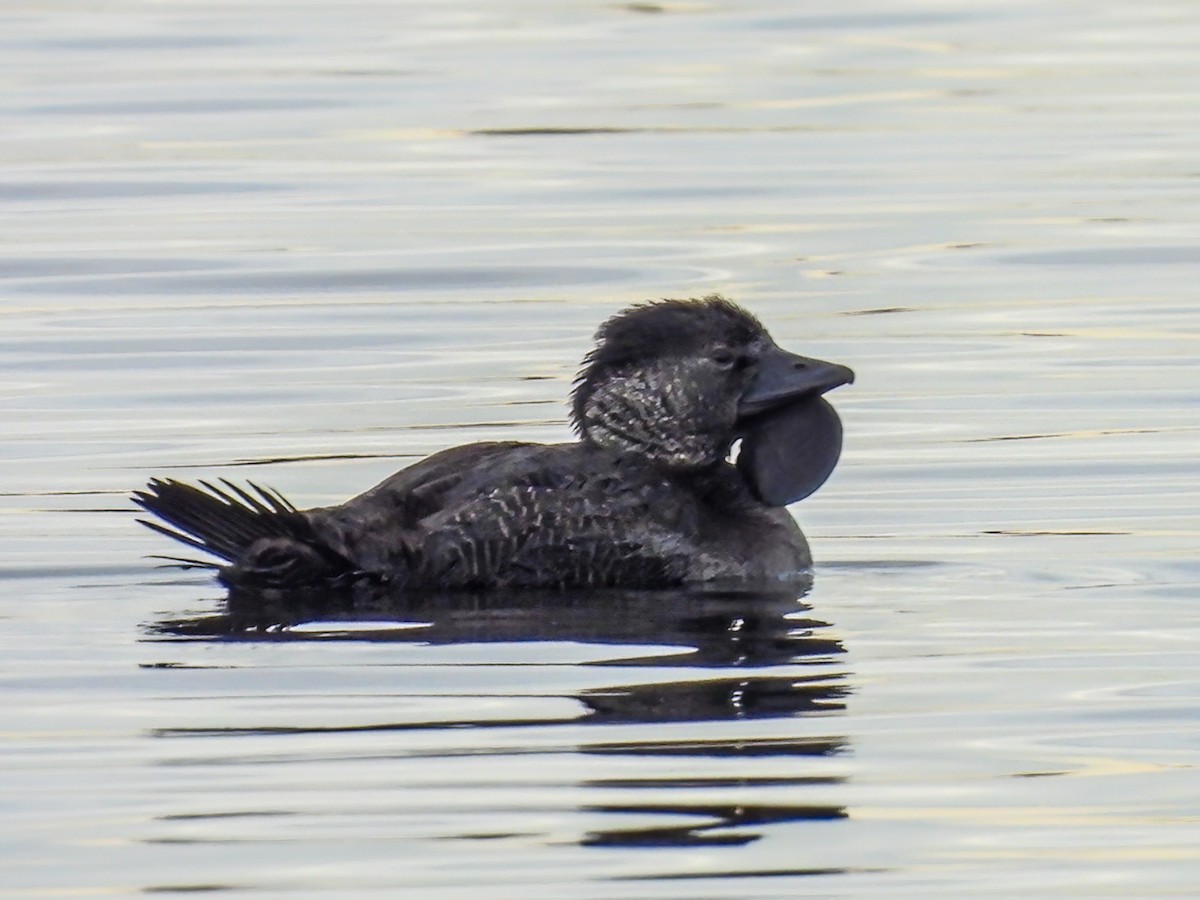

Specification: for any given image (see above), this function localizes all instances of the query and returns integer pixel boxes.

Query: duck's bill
[737,347,854,418]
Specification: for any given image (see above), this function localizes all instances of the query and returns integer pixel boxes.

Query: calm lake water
[4,1,1199,896]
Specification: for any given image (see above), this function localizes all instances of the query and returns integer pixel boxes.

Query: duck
[135,295,853,592]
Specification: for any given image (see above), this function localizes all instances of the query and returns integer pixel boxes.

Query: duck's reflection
[157,578,842,663]
[149,580,849,849]
[154,581,847,723]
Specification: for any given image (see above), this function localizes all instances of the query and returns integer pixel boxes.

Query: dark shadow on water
[149,578,841,664]
[146,580,850,851]
[582,801,846,848]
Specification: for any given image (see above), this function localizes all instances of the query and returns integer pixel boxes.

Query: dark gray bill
[738,347,855,418]
[737,396,844,506]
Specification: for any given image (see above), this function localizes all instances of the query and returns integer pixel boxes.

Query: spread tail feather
[133,478,354,586]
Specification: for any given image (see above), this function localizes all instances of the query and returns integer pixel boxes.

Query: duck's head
[571,295,854,505]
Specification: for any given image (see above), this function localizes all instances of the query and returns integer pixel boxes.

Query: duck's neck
[579,372,731,470]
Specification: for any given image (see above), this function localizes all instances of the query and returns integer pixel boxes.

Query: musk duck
[135,296,853,591]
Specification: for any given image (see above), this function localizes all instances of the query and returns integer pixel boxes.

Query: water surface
[3,0,1199,896]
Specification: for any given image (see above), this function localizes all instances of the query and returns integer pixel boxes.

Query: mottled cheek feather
[580,361,735,470]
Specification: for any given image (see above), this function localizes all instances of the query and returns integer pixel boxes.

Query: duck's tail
[133,478,353,587]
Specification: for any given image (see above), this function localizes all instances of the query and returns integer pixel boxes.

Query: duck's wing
[304,441,553,572]
[415,474,692,589]
[314,442,691,589]
[333,441,537,526]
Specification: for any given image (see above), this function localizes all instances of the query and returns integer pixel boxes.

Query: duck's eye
[713,349,754,372]
[712,348,737,368]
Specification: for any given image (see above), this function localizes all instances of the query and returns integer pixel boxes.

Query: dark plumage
[135,296,853,592]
